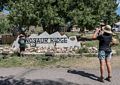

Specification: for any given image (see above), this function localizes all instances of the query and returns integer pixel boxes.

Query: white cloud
[118,4,120,7]
[117,0,120,7]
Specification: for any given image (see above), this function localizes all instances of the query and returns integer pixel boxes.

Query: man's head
[103,25,112,34]
[19,34,25,38]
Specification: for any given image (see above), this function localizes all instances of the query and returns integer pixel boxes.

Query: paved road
[0,67,119,85]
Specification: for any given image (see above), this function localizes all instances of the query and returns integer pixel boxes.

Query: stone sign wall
[12,32,81,49]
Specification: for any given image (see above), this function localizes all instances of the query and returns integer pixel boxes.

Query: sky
[116,7,120,15]
[116,0,120,15]
[3,9,9,14]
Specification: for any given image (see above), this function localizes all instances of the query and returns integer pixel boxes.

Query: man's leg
[98,50,106,82]
[105,58,112,82]
[104,51,112,82]
[105,59,112,77]
[99,59,105,78]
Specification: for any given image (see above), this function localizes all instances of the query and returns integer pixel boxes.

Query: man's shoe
[105,76,112,82]
[98,77,104,83]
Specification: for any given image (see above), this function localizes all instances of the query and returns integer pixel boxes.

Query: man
[92,25,113,82]
[18,34,26,56]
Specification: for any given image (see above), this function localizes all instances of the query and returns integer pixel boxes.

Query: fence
[0,34,17,44]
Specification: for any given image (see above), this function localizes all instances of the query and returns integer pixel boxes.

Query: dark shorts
[98,50,112,60]
[20,47,25,52]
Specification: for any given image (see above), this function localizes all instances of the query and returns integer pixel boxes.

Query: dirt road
[0,67,119,85]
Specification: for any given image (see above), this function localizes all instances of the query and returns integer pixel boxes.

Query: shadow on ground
[67,69,99,81]
[0,76,79,85]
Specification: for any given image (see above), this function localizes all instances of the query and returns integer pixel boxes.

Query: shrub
[77,47,89,54]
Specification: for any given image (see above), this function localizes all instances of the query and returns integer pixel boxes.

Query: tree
[8,0,39,33]
[68,0,118,30]
[0,0,15,11]
[0,14,11,33]
[7,0,118,33]
[0,0,8,11]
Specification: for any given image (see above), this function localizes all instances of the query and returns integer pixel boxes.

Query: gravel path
[0,67,119,85]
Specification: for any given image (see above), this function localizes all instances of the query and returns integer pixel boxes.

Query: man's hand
[95,28,100,33]
[92,28,100,39]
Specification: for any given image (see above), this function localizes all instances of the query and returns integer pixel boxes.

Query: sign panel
[12,32,80,48]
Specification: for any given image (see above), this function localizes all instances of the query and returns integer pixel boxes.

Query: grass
[65,32,80,37]
[0,55,67,67]
[111,32,120,56]
[83,40,98,47]
[0,55,36,67]
[0,54,90,68]
[0,54,119,69]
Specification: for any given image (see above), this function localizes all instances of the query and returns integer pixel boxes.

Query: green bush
[77,47,89,54]
[84,41,98,47]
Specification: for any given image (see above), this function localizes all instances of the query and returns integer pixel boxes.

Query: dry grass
[111,56,120,69]
[0,55,119,69]
[53,56,120,69]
